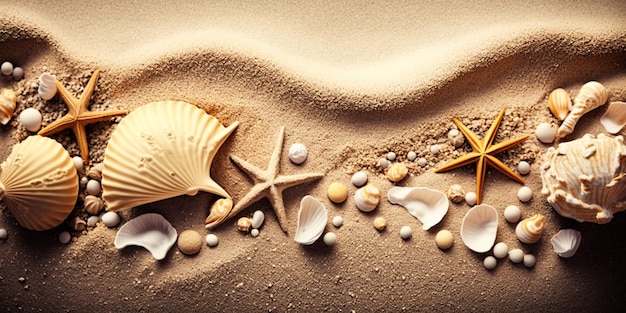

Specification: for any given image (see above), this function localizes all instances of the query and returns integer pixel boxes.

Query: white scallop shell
[0,136,79,230]
[114,213,177,260]
[600,101,626,134]
[550,229,581,258]
[460,204,498,253]
[37,73,57,101]
[102,101,239,212]
[557,81,608,138]
[0,88,17,125]
[387,186,448,230]
[294,195,328,245]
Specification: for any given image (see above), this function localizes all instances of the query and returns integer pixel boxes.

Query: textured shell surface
[515,213,545,244]
[0,135,79,230]
[387,186,448,230]
[600,101,626,134]
[385,162,408,182]
[540,133,626,223]
[294,195,328,245]
[550,229,581,258]
[460,204,498,253]
[0,88,17,125]
[114,213,177,260]
[547,88,571,121]
[354,183,381,212]
[37,73,57,101]
[557,81,608,138]
[102,101,239,212]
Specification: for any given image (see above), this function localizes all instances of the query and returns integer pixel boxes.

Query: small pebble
[87,216,99,227]
[351,171,368,187]
[435,230,454,250]
[447,184,465,203]
[523,254,537,268]
[373,216,387,231]
[417,157,427,167]
[251,210,265,229]
[12,67,24,81]
[493,242,508,258]
[399,226,412,240]
[250,228,260,237]
[517,186,533,202]
[0,228,8,240]
[86,180,102,196]
[407,151,417,161]
[327,181,348,203]
[379,158,390,169]
[386,151,396,161]
[80,177,89,186]
[205,234,219,247]
[101,212,121,227]
[448,129,465,147]
[1,61,13,76]
[323,232,337,246]
[517,161,531,175]
[535,122,557,144]
[429,145,440,154]
[178,230,202,255]
[19,108,43,132]
[483,256,497,270]
[288,143,308,164]
[465,192,477,206]
[72,156,84,171]
[509,248,524,263]
[58,231,71,244]
[504,205,522,223]
[332,216,343,228]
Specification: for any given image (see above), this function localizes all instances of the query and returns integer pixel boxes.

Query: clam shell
[550,229,581,258]
[0,88,17,125]
[114,213,177,260]
[557,81,608,138]
[354,183,380,212]
[102,101,239,212]
[387,186,448,230]
[547,88,571,121]
[0,136,79,230]
[515,213,545,244]
[294,195,328,245]
[460,204,498,253]
[600,101,626,134]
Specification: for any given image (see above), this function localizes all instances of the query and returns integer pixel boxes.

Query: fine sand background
[1,1,626,311]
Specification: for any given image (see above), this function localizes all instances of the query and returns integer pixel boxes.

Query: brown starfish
[435,108,530,204]
[205,126,323,233]
[37,70,128,163]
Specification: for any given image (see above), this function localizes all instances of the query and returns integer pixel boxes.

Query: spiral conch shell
[547,88,571,121]
[515,213,545,244]
[0,88,17,125]
[0,136,79,230]
[540,133,626,223]
[102,101,239,212]
[557,81,608,138]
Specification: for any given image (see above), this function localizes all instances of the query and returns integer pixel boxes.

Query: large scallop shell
[114,213,177,260]
[387,186,448,230]
[600,101,626,134]
[102,101,239,212]
[547,88,571,121]
[0,88,17,125]
[540,133,626,223]
[294,195,328,245]
[515,213,545,244]
[550,229,581,258]
[460,204,498,253]
[0,135,79,230]
[557,81,608,138]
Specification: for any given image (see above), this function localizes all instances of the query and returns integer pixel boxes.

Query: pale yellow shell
[557,81,608,138]
[515,213,545,244]
[84,195,104,215]
[101,101,239,212]
[0,136,79,230]
[0,88,17,125]
[547,88,571,121]
[385,162,408,182]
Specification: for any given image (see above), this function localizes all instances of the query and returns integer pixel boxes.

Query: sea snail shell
[557,81,608,138]
[0,88,17,125]
[515,213,545,244]
[354,183,381,212]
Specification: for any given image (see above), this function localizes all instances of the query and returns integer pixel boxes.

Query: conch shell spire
[515,213,545,244]
[557,81,608,138]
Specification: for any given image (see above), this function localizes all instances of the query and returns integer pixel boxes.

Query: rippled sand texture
[1,1,626,311]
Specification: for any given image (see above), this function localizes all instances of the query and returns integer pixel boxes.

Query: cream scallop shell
[114,213,177,260]
[547,88,571,121]
[600,101,626,134]
[550,229,581,258]
[460,204,498,253]
[0,135,79,230]
[102,101,239,212]
[557,81,608,138]
[0,88,17,125]
[515,213,545,244]
[387,186,448,230]
[294,195,328,245]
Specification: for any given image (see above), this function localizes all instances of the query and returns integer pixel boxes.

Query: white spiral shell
[515,213,545,244]
[557,81,608,138]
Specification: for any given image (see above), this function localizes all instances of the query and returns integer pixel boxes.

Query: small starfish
[37,69,128,163]
[435,108,530,204]
[205,126,323,233]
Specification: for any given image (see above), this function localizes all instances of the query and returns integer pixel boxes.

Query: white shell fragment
[38,73,57,101]
[351,171,368,187]
[19,108,43,132]
[288,143,308,164]
[387,186,448,230]
[460,204,498,253]
[600,101,626,134]
[114,213,177,260]
[550,229,581,258]
[102,212,121,228]
[354,183,380,212]
[557,81,608,138]
[535,123,556,144]
[251,210,265,229]
[294,196,328,245]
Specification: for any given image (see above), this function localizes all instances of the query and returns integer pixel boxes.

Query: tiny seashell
[205,198,233,227]
[354,183,380,212]
[237,217,252,232]
[251,210,265,229]
[87,163,104,180]
[548,88,571,120]
[550,229,581,258]
[0,88,17,125]
[373,216,387,231]
[557,81,608,138]
[38,73,57,101]
[71,216,86,231]
[447,184,465,203]
[600,101,626,134]
[288,143,308,164]
[515,213,545,244]
[294,195,328,245]
[385,162,408,182]
[19,108,42,132]
[84,195,104,215]
[114,213,177,260]
[351,171,368,187]
[460,204,498,253]
[387,186,448,230]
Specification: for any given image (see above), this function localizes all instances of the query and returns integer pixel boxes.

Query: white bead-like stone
[430,145,440,154]
[379,158,390,169]
[72,156,84,171]
[400,226,412,240]
[509,248,524,263]
[465,192,477,206]
[0,228,7,240]
[417,158,427,167]
[288,143,308,164]
[87,216,99,227]
[523,254,536,268]
[19,108,43,132]
[483,256,497,270]
[517,186,533,202]
[205,234,219,247]
[251,210,265,229]
[323,232,337,246]
[1,61,13,75]
[407,151,417,161]
[251,229,260,237]
[86,180,102,195]
[535,122,556,144]
[351,171,368,187]
[517,161,531,175]
[58,231,71,244]
[12,67,24,80]
[102,212,121,227]
[387,151,396,161]
[332,215,343,228]
[504,205,522,223]
[493,242,508,258]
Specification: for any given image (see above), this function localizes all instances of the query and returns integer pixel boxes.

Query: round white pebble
[250,228,260,237]
[86,180,102,196]
[19,108,43,132]
[387,151,397,161]
[323,232,337,246]
[251,210,265,229]
[417,157,427,167]
[523,254,537,268]
[493,242,509,258]
[483,256,497,270]
[517,161,531,175]
[332,215,344,228]
[430,145,440,154]
[205,234,219,247]
[407,151,417,161]
[509,248,524,263]
[379,158,390,169]
[87,215,99,227]
[1,61,13,75]
[58,231,71,244]
[288,143,308,164]
[504,205,522,223]
[351,171,368,187]
[12,67,24,80]
[535,122,557,144]
[72,156,84,171]
[400,226,412,240]
[465,192,477,206]
[517,186,533,202]
[0,228,7,240]
[101,212,121,227]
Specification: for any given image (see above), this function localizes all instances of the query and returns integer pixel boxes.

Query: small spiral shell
[84,195,104,215]
[547,88,571,121]
[515,213,545,244]
[557,81,608,138]
[354,183,380,212]
[0,88,17,125]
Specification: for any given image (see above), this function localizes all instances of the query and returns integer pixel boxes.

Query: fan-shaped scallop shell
[102,101,239,212]
[547,88,571,121]
[114,213,177,260]
[515,213,545,244]
[0,135,79,230]
[294,195,328,245]
[557,81,608,138]
[460,204,498,253]
[550,229,581,258]
[540,133,626,223]
[600,101,626,134]
[0,88,17,125]
[387,186,448,230]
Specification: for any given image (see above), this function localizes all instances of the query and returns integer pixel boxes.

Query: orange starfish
[435,108,530,204]
[38,70,128,163]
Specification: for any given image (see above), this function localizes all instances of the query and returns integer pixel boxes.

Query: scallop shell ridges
[548,88,571,121]
[294,195,328,245]
[600,101,626,134]
[102,101,239,212]
[0,88,17,125]
[460,204,498,253]
[515,213,545,244]
[550,229,581,258]
[387,186,448,230]
[114,213,177,260]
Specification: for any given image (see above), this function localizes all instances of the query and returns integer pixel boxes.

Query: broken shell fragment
[354,183,380,212]
[385,162,408,182]
[294,195,328,245]
[557,81,608,138]
[447,184,465,203]
[460,204,498,253]
[71,216,86,231]
[387,186,448,230]
[550,229,581,258]
[547,88,571,121]
[515,213,545,244]
[0,88,17,125]
[114,213,177,260]
[600,101,626,134]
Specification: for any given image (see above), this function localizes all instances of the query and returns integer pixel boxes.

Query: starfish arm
[434,152,481,173]
[485,155,525,184]
[268,185,289,233]
[205,183,269,229]
[230,154,266,183]
[37,115,75,136]
[452,118,482,152]
[487,134,531,155]
[475,156,488,204]
[78,70,100,114]
[78,109,129,123]
[274,173,324,191]
[482,108,506,150]
[268,126,285,177]
[72,124,90,162]
[54,80,79,116]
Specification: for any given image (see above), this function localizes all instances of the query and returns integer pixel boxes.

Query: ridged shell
[354,183,381,212]
[294,195,328,245]
[0,136,79,230]
[515,213,545,244]
[540,133,626,223]
[114,213,177,260]
[460,204,498,253]
[547,88,571,121]
[83,195,104,215]
[385,162,408,182]
[37,73,57,101]
[102,101,239,212]
[387,186,448,230]
[0,88,17,125]
[557,81,608,138]
[550,229,581,258]
[600,101,626,134]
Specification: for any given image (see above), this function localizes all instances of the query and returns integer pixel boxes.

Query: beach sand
[1,1,626,311]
